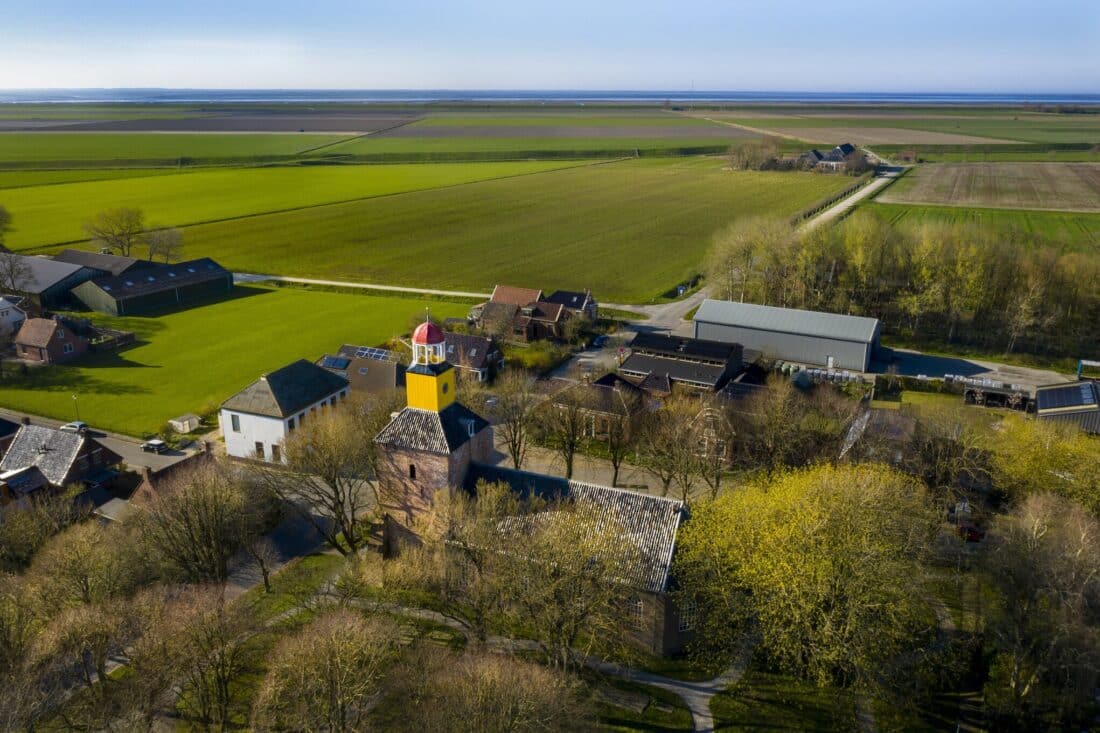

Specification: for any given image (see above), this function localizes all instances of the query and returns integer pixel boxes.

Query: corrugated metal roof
[15,256,88,294]
[694,299,879,343]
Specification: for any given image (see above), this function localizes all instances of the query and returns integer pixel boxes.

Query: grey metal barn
[693,299,880,372]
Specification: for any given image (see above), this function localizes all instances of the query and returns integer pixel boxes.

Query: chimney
[20,416,30,426]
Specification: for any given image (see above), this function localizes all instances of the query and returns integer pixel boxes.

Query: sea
[0,89,1097,105]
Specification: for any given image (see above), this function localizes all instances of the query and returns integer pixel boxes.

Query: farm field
[0,168,184,189]
[167,158,852,302]
[2,160,579,250]
[312,135,743,156]
[878,162,1100,212]
[864,202,1100,251]
[0,286,467,436]
[0,132,352,164]
[690,111,1100,145]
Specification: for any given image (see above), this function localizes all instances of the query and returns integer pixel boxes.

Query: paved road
[799,167,906,231]
[234,272,490,300]
[0,406,198,471]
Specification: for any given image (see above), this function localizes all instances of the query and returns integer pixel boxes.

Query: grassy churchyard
[0,287,468,436]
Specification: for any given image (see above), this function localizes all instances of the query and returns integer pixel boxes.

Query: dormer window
[125,281,134,287]
[147,276,156,282]
[56,328,65,339]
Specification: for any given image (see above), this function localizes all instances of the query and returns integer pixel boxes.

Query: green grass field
[411,113,718,127]
[710,669,856,731]
[2,160,579,250]
[0,168,185,189]
[165,158,851,302]
[0,287,467,436]
[314,136,738,156]
[0,132,351,164]
[864,202,1100,251]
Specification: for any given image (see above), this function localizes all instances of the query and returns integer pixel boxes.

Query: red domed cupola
[412,320,445,346]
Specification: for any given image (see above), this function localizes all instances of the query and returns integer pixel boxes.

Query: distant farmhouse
[473,284,595,343]
[799,143,862,171]
[70,257,233,316]
[693,299,880,372]
[220,359,349,462]
[543,289,598,321]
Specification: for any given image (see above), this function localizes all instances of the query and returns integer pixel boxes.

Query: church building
[373,318,693,655]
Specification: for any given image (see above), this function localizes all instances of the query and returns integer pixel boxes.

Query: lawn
[0,168,184,189]
[710,669,856,731]
[878,163,1100,212]
[3,160,581,251]
[864,202,1100,252]
[170,158,851,303]
[0,132,351,164]
[0,286,468,436]
[313,135,741,156]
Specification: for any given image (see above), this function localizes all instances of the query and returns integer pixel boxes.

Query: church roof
[374,403,489,455]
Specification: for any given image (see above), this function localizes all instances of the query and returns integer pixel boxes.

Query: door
[826,355,835,370]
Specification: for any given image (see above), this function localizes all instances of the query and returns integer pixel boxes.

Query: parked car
[592,335,609,348]
[84,469,119,491]
[60,421,88,433]
[141,439,169,454]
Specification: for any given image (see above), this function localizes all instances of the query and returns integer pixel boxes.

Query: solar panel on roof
[1038,383,1099,411]
[321,356,351,370]
[353,346,395,362]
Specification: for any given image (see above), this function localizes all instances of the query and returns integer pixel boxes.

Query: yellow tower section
[406,363,456,412]
[407,319,456,412]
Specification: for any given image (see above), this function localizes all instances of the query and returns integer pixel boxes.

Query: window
[63,343,74,354]
[678,600,697,633]
[299,412,305,427]
[358,366,369,375]
[231,414,241,432]
[57,329,65,339]
[271,444,281,463]
[255,442,265,459]
[628,597,645,630]
[442,382,449,394]
[409,464,417,480]
[287,416,296,431]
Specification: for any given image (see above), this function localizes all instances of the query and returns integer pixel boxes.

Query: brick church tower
[374,319,492,529]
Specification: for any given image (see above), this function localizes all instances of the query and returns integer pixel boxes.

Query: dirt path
[799,170,904,231]
[233,272,490,299]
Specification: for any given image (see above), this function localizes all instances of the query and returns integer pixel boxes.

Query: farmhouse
[219,359,349,462]
[550,373,649,439]
[543,289,598,321]
[14,316,91,364]
[473,284,572,342]
[1035,381,1100,435]
[0,296,26,336]
[318,345,405,395]
[693,298,880,372]
[5,255,98,309]
[373,320,694,655]
[444,332,503,382]
[619,332,744,391]
[0,424,121,500]
[52,249,155,277]
[70,257,233,316]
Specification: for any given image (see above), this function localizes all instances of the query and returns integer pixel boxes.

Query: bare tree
[255,391,402,556]
[0,250,30,294]
[470,369,539,470]
[601,385,642,488]
[146,225,183,263]
[539,383,592,480]
[245,536,281,594]
[83,207,147,257]
[28,519,143,607]
[251,610,401,732]
[637,395,700,500]
[136,462,266,583]
[0,205,11,250]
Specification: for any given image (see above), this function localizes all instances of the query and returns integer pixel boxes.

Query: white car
[60,421,88,433]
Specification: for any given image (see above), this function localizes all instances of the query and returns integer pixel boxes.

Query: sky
[0,0,1097,92]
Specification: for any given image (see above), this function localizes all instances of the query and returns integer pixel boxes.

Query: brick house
[543,289,598,321]
[14,316,91,364]
[444,331,504,382]
[472,284,572,342]
[0,424,122,504]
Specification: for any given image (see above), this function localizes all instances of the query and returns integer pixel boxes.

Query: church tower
[405,320,456,412]
[374,318,492,534]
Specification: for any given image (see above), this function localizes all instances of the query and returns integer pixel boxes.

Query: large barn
[1035,381,1100,435]
[693,299,880,372]
[70,258,233,315]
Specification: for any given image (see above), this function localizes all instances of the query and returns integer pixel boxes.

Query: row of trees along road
[707,213,1100,358]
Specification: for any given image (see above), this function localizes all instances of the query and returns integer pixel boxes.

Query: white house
[0,296,26,337]
[219,359,350,462]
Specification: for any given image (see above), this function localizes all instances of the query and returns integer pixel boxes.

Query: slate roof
[14,318,61,348]
[524,301,565,323]
[319,349,405,394]
[53,249,149,277]
[444,332,499,371]
[374,403,490,455]
[544,290,593,310]
[221,359,349,418]
[14,256,89,294]
[80,258,230,301]
[694,299,880,344]
[638,372,673,396]
[567,374,647,414]
[0,466,48,497]
[490,285,543,307]
[620,353,730,389]
[629,332,739,364]
[0,425,112,486]
[464,464,685,594]
[479,301,519,332]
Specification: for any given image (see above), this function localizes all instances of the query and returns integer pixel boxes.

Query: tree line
[707,213,1100,358]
